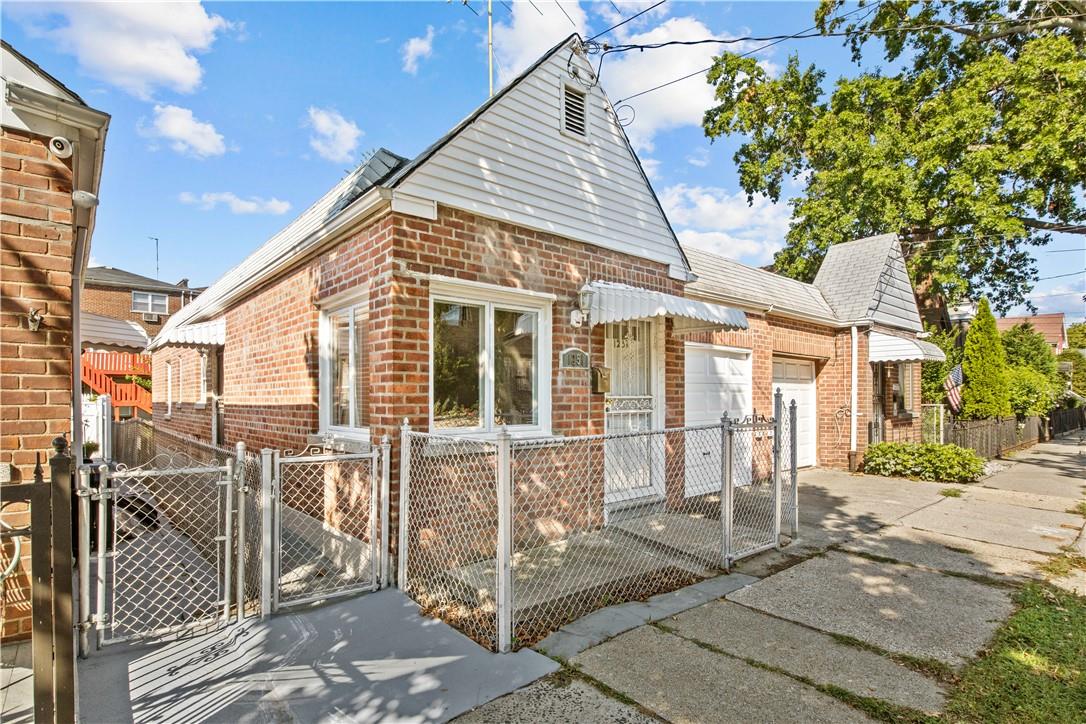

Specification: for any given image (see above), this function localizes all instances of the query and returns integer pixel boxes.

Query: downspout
[849,324,858,470]
[71,226,87,463]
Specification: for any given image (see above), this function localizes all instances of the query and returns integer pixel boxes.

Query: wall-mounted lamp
[26,308,44,332]
[571,285,594,328]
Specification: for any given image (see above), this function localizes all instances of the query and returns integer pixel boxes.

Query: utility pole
[148,236,159,279]
[487,0,494,97]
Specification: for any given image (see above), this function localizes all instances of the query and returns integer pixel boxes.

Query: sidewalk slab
[572,626,871,723]
[964,486,1082,513]
[77,589,557,723]
[898,497,1082,553]
[455,676,655,723]
[980,439,1086,499]
[727,552,1014,666]
[668,600,945,713]
[840,526,1047,581]
[0,641,32,724]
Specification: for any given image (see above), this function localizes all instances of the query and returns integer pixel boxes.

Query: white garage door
[773,358,817,468]
[684,344,752,496]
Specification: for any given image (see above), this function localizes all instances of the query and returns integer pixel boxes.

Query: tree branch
[954,14,1086,41]
[1019,218,1086,234]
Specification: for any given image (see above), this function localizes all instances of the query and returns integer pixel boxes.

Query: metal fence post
[721,414,734,571]
[97,395,112,462]
[259,448,274,619]
[221,457,234,620]
[95,464,110,649]
[380,435,391,589]
[789,399,799,539]
[773,388,783,549]
[397,419,412,591]
[495,427,513,653]
[235,442,247,623]
[48,439,75,723]
[77,466,92,658]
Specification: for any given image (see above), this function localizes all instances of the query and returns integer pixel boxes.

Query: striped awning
[147,317,225,350]
[81,311,149,349]
[869,331,946,362]
[582,281,747,334]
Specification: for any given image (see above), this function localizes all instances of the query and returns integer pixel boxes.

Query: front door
[871,363,885,443]
[604,321,662,505]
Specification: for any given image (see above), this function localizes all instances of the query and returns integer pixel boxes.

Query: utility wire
[554,1,578,30]
[1038,270,1086,281]
[589,0,666,41]
[527,0,544,16]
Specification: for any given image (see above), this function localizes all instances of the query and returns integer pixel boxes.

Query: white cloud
[661,183,792,265]
[594,1,671,40]
[6,2,234,99]
[493,2,587,84]
[402,26,436,75]
[141,105,226,158]
[687,147,710,167]
[180,191,291,215]
[1016,284,1086,322]
[306,107,362,163]
[640,157,661,180]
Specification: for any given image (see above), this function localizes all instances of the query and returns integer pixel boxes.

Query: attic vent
[562,85,588,138]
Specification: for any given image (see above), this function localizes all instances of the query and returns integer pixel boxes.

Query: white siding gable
[394,41,687,273]
[868,241,923,332]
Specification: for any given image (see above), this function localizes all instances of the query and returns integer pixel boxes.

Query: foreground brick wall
[83,283,185,335]
[1,127,75,640]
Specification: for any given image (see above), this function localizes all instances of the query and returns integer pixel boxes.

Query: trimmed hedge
[863,442,985,483]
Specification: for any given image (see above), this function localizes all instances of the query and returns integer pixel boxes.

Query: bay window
[320,296,369,438]
[430,281,551,435]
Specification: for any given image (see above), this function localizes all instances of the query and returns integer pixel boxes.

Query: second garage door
[685,344,752,495]
[772,358,817,467]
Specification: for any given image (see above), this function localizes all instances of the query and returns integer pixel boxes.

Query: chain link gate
[269,443,390,610]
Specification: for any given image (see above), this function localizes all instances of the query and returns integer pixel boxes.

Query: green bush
[1006,365,1061,418]
[863,442,985,483]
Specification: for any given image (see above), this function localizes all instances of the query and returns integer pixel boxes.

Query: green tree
[960,298,1012,419]
[1007,366,1060,417]
[702,1,1086,313]
[1068,322,1086,349]
[1057,349,1086,398]
[1001,322,1058,378]
[921,325,961,403]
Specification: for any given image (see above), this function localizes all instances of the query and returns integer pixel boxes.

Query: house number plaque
[560,347,589,369]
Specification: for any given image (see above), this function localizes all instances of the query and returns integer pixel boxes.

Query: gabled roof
[80,311,149,349]
[85,266,197,294]
[813,234,922,331]
[1,39,86,106]
[683,247,837,323]
[996,313,1067,347]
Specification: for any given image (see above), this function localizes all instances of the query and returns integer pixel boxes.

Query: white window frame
[166,362,173,416]
[132,291,168,315]
[196,351,208,408]
[318,290,370,442]
[428,278,553,438]
[896,361,915,415]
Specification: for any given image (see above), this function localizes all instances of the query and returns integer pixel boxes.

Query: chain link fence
[399,392,797,652]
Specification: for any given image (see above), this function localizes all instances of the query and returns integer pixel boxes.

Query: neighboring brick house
[996,312,1068,353]
[82,265,201,337]
[683,235,944,471]
[1,41,109,639]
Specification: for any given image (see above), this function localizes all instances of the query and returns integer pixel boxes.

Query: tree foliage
[921,325,962,403]
[1058,348,1086,397]
[1007,365,1060,417]
[1068,321,1086,349]
[1001,322,1058,378]
[961,298,1012,418]
[702,0,1086,312]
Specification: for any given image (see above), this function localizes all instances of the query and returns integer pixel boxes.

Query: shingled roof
[85,266,198,294]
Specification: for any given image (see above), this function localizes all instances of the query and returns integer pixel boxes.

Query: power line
[553,1,578,30]
[1038,270,1086,281]
[526,0,544,17]
[588,0,666,41]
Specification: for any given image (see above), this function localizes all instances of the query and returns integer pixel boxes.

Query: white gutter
[850,325,858,453]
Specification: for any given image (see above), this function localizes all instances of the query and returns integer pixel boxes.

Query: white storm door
[772,358,817,467]
[684,344,752,496]
[604,321,662,504]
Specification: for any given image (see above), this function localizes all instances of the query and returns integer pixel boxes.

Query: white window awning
[869,331,946,362]
[147,318,225,351]
[582,281,747,334]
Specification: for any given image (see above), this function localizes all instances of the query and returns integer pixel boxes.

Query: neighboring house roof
[683,247,837,324]
[80,311,149,349]
[813,234,923,332]
[152,34,686,349]
[146,318,225,350]
[996,313,1066,348]
[85,266,197,294]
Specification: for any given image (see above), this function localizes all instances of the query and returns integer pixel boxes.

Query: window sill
[194,402,206,410]
[311,430,371,453]
[418,429,565,456]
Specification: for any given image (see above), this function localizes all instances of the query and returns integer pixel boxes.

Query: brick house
[82,265,201,337]
[1,40,109,639]
[148,35,938,477]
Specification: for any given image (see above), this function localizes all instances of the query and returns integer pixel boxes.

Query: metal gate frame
[265,441,390,612]
[80,457,235,648]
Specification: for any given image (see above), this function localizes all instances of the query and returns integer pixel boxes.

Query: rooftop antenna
[148,236,159,279]
[488,0,494,97]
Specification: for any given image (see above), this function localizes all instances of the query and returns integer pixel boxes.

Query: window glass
[331,310,351,426]
[433,301,483,429]
[132,291,168,314]
[494,309,537,426]
[353,305,369,428]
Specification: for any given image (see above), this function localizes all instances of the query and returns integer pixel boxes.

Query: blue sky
[3,1,1082,323]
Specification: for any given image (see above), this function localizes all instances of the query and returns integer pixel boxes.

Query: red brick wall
[82,284,186,335]
[1,127,76,640]
[150,345,216,441]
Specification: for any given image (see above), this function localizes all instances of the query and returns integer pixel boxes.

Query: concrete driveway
[460,436,1086,722]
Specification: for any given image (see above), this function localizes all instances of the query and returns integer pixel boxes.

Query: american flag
[944,364,964,413]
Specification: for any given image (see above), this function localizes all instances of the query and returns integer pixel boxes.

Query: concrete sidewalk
[461,436,1086,722]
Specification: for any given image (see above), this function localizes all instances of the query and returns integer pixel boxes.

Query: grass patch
[940,487,963,498]
[1066,500,1086,517]
[1039,550,1086,579]
[826,632,959,685]
[943,544,974,554]
[943,584,1086,723]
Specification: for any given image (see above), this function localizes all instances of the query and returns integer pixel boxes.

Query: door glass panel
[330,311,351,426]
[494,309,537,426]
[433,301,483,429]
